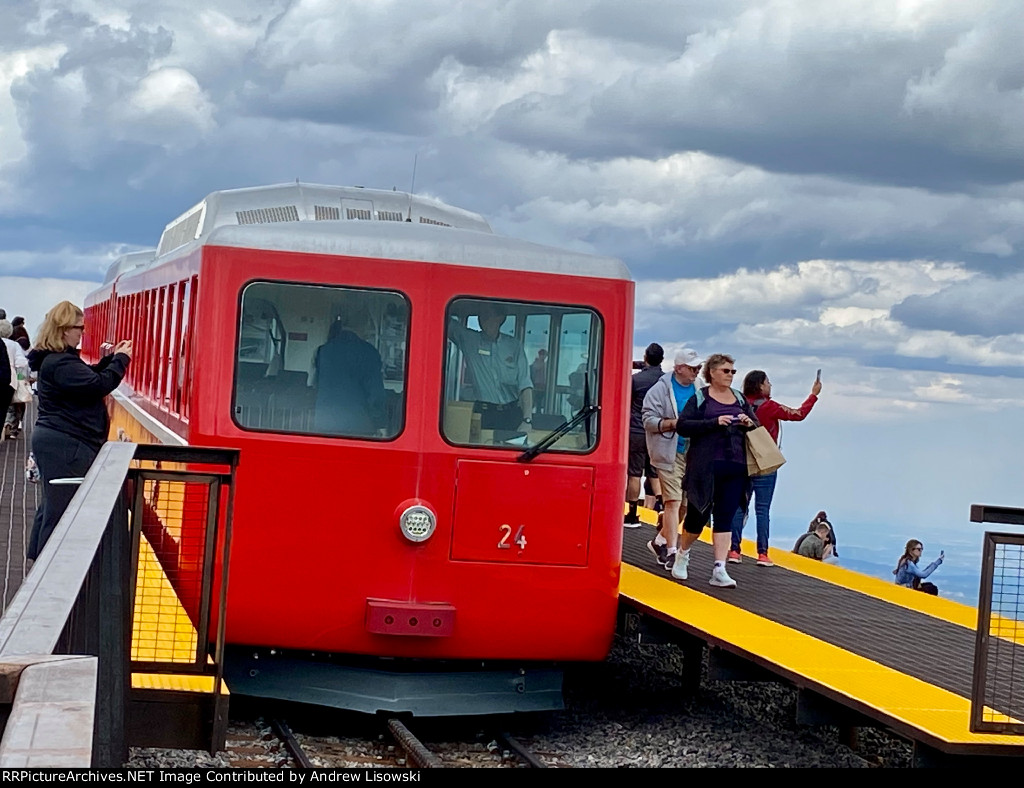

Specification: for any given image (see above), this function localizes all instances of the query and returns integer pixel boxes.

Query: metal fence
[0,441,238,767]
[970,505,1024,735]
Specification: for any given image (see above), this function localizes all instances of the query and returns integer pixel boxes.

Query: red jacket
[753,394,817,444]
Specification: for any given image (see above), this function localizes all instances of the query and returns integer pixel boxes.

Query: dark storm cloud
[238,1,579,131]
[482,2,1024,190]
[0,1,43,46]
[891,274,1024,338]
[2,1,1022,305]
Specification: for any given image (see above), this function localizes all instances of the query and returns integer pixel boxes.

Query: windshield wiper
[517,404,599,463]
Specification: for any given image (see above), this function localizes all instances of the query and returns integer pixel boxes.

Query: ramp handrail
[0,441,239,767]
[969,503,1024,735]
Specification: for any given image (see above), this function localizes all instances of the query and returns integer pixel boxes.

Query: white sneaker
[710,565,737,588]
[671,549,690,580]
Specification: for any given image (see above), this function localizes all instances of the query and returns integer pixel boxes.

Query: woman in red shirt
[728,370,821,566]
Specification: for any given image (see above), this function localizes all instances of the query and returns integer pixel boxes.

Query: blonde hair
[34,301,83,352]
[0,319,11,339]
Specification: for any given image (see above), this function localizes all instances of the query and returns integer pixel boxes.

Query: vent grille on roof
[419,216,451,227]
[378,210,404,222]
[236,205,300,225]
[346,208,372,220]
[315,205,341,220]
[158,210,203,256]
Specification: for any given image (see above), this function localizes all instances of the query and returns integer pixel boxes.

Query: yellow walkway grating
[130,533,225,695]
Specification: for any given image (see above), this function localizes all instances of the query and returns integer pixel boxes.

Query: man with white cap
[641,348,702,571]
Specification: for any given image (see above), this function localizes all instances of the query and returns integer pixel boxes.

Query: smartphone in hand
[816,368,822,382]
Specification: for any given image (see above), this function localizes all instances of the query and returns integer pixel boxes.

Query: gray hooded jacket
[641,372,691,472]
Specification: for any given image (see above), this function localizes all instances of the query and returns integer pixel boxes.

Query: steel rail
[387,719,443,768]
[271,718,315,769]
[494,732,548,768]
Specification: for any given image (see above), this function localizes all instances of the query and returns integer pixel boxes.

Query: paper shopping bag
[745,426,787,476]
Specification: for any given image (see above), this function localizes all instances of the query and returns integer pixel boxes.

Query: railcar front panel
[183,242,630,662]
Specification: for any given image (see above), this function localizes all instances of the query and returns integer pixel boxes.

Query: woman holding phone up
[894,540,944,595]
[26,301,133,561]
[728,369,822,567]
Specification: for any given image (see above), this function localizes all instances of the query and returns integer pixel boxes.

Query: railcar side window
[235,282,409,440]
[443,298,602,452]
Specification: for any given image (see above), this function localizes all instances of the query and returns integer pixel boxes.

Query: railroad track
[225,713,557,768]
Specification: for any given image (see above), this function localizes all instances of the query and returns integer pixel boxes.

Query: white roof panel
[203,220,630,281]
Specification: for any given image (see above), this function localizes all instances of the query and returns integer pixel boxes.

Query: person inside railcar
[672,353,759,588]
[893,539,944,595]
[728,368,821,568]
[25,301,132,562]
[1,319,30,441]
[446,301,532,432]
[312,315,387,437]
[530,349,547,413]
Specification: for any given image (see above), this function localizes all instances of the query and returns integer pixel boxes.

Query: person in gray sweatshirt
[641,348,702,572]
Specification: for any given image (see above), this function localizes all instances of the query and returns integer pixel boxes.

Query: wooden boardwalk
[0,400,36,610]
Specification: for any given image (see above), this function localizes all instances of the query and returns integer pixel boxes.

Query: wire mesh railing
[970,505,1024,735]
[0,441,238,766]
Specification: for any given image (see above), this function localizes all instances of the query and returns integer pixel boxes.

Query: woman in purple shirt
[671,353,759,588]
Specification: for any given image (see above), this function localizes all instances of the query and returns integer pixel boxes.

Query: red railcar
[84,183,634,714]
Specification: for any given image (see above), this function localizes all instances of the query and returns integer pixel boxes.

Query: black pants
[27,425,100,560]
[474,402,523,431]
[0,386,13,432]
[683,461,748,535]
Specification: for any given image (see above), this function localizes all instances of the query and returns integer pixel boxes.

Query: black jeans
[27,425,100,560]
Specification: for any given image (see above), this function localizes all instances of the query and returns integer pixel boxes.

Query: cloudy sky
[2,0,1022,564]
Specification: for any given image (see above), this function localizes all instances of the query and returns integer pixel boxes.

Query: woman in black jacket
[671,353,758,588]
[26,301,132,561]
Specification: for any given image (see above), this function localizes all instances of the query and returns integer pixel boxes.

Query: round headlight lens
[400,505,436,543]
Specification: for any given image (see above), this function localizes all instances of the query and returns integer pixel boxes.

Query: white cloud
[636,259,974,321]
[0,276,98,335]
[0,44,65,166]
[913,376,966,402]
[118,67,216,144]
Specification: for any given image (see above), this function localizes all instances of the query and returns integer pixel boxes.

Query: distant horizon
[766,513,1023,606]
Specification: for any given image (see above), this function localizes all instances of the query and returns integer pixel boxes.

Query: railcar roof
[156,182,492,259]
[201,221,631,281]
[103,182,629,283]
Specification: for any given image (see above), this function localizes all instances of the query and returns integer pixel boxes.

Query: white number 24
[498,524,527,550]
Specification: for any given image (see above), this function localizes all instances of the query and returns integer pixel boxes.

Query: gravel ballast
[128,635,915,768]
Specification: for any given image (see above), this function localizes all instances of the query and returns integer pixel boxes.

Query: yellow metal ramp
[621,511,1024,761]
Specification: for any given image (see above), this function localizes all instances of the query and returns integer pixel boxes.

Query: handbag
[12,377,33,404]
[745,425,787,476]
[25,452,39,484]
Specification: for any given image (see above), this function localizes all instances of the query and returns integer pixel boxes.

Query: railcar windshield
[443,298,602,452]
[234,281,409,439]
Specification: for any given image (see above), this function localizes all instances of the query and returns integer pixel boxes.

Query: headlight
[399,504,436,543]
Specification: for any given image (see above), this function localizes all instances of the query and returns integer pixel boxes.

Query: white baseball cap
[673,348,701,367]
